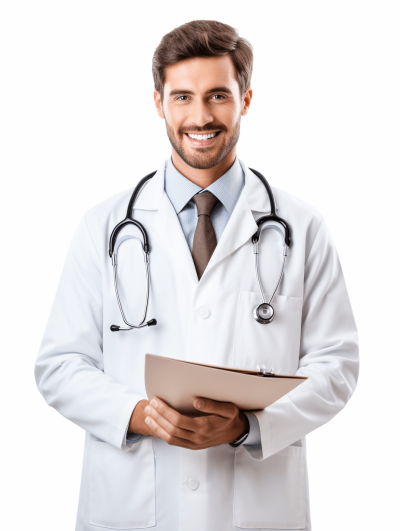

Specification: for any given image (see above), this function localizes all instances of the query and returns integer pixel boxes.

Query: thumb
[194,398,235,418]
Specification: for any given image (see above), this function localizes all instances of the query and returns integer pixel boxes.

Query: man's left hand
[144,397,249,450]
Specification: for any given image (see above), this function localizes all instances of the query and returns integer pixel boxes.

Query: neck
[171,148,236,189]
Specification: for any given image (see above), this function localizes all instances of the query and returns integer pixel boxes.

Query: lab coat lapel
[151,193,199,285]
[133,160,199,285]
[132,162,166,211]
[242,160,274,213]
[201,161,272,279]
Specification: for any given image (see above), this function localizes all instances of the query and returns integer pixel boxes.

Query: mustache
[179,125,227,134]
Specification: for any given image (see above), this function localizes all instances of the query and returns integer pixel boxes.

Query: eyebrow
[169,87,233,97]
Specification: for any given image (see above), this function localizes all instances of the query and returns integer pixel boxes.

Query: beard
[165,117,241,170]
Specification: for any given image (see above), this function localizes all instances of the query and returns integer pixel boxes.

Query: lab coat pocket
[234,445,306,529]
[233,292,302,373]
[89,437,155,529]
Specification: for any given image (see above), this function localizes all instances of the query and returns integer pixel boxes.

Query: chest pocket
[233,291,302,374]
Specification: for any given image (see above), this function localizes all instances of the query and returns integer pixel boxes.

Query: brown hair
[152,20,253,99]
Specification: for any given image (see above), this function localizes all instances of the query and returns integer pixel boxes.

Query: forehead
[163,55,240,95]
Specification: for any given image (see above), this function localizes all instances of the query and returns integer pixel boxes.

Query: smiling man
[35,20,359,531]
[157,54,245,178]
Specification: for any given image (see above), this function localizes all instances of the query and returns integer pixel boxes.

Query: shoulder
[270,185,325,257]
[242,161,323,232]
[271,186,323,225]
[76,187,136,259]
[83,186,138,240]
[85,187,135,225]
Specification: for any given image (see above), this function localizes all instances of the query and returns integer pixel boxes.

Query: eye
[212,94,225,100]
[177,95,189,101]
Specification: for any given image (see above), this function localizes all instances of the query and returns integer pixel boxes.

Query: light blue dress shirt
[164,156,245,250]
[127,157,261,450]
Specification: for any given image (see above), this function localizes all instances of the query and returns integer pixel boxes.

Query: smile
[187,132,219,140]
[185,131,221,144]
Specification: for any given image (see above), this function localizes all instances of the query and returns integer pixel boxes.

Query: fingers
[145,415,194,447]
[143,397,240,450]
[193,398,238,418]
[144,406,204,449]
[145,402,195,442]
[144,397,242,449]
[147,398,197,431]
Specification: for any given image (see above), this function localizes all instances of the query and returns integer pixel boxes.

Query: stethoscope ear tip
[110,325,120,332]
[146,319,157,327]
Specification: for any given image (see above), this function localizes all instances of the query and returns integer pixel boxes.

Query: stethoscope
[109,168,291,332]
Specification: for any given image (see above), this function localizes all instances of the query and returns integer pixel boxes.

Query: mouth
[184,131,222,146]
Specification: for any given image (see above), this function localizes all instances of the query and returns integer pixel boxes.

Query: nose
[189,97,214,128]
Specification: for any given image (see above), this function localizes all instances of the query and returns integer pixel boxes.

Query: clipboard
[145,354,307,416]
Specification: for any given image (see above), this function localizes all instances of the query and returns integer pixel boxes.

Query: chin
[185,151,223,170]
[177,142,235,170]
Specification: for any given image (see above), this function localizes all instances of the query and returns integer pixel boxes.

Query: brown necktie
[192,191,219,279]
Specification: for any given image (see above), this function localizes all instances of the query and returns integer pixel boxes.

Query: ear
[154,91,165,119]
[241,87,253,117]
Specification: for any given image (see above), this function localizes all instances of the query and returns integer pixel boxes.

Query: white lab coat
[35,159,359,531]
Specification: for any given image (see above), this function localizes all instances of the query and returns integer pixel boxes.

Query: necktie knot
[193,191,219,217]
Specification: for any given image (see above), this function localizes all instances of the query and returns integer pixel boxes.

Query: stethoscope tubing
[111,251,151,330]
[253,239,288,306]
[109,171,156,258]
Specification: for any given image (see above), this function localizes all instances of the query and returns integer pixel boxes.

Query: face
[154,56,252,170]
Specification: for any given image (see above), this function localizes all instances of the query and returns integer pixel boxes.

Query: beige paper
[145,354,307,416]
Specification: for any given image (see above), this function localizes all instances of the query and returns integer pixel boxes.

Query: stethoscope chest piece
[253,303,274,324]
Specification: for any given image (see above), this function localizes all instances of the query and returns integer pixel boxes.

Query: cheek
[216,102,241,127]
[164,106,187,132]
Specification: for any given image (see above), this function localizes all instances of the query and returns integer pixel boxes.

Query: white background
[1,1,399,529]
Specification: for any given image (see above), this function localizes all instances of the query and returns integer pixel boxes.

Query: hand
[128,399,154,436]
[143,397,249,450]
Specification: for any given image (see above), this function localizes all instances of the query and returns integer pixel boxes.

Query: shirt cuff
[126,432,144,443]
[243,412,262,446]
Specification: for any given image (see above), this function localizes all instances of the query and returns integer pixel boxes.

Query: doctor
[35,20,359,531]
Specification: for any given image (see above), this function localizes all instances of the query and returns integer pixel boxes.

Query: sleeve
[34,215,146,450]
[252,219,359,460]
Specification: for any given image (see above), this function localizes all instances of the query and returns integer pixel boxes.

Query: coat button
[197,307,210,319]
[186,478,200,490]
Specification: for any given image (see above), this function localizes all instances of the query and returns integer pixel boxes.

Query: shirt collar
[165,156,244,215]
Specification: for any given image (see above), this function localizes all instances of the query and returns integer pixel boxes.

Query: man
[35,20,359,531]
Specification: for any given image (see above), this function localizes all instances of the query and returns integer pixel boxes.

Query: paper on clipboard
[145,354,307,416]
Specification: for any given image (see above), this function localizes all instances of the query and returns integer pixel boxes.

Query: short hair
[152,20,253,99]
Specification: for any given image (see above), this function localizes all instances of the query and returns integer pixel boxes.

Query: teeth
[188,132,217,140]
